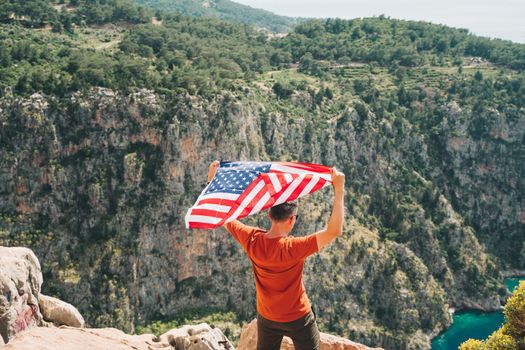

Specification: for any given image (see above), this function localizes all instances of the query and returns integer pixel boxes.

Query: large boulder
[159,323,234,349]
[0,246,86,345]
[39,294,85,328]
[0,247,45,344]
[237,319,384,350]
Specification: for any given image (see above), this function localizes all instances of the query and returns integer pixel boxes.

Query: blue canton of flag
[205,162,272,195]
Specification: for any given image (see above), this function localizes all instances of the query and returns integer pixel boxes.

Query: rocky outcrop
[159,323,233,349]
[237,319,384,350]
[1,326,168,350]
[1,323,234,350]
[0,247,44,344]
[0,245,236,350]
[0,247,85,344]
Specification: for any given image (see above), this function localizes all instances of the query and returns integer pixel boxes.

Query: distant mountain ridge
[132,0,298,32]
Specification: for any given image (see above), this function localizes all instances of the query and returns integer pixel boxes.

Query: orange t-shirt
[225,220,319,322]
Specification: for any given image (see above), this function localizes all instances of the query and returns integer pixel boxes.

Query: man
[206,160,345,350]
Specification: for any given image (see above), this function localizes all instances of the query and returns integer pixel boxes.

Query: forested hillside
[1,1,524,349]
[132,0,298,33]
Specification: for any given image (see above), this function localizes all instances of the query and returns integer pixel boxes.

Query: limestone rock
[237,319,384,350]
[39,294,85,328]
[1,326,171,350]
[0,247,44,344]
[1,323,235,350]
[159,323,234,349]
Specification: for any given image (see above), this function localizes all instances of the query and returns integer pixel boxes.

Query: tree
[474,71,484,81]
[0,44,11,67]
[61,13,73,33]
[351,26,363,40]
[355,102,368,121]
[298,53,313,72]
[272,81,293,99]
[323,86,334,99]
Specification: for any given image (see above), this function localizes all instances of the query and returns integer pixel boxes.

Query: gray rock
[159,323,233,349]
[39,294,85,328]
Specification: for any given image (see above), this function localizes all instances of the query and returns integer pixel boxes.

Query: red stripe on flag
[190,208,226,218]
[188,222,218,229]
[286,175,314,202]
[278,173,292,187]
[197,198,237,207]
[278,161,331,173]
[311,177,328,192]
[261,193,278,211]
[237,183,270,219]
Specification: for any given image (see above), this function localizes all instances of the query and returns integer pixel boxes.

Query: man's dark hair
[269,201,298,222]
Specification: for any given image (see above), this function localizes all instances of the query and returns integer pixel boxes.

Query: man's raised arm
[207,160,220,183]
[206,160,242,232]
[314,167,345,250]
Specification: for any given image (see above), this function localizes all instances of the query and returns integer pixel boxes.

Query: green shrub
[460,281,525,350]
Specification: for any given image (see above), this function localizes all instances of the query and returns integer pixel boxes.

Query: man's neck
[265,224,290,238]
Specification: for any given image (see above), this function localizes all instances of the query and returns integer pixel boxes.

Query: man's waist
[256,299,312,323]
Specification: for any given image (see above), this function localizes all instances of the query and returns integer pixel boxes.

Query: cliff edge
[0,246,380,349]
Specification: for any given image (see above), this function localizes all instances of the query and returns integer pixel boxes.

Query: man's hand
[207,160,220,182]
[314,166,345,250]
[331,167,345,192]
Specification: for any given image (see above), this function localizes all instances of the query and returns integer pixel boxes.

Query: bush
[504,281,525,339]
[460,339,485,350]
[272,81,293,99]
[485,329,518,350]
[460,281,525,350]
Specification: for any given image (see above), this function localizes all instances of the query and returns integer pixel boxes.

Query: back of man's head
[269,201,298,222]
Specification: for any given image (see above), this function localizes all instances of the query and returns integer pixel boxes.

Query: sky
[234,0,525,43]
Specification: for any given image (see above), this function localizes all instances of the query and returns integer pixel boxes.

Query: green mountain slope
[132,0,297,32]
[1,1,524,349]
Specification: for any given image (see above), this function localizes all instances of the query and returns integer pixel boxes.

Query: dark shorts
[256,311,320,350]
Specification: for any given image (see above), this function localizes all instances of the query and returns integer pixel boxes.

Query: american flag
[185,161,333,229]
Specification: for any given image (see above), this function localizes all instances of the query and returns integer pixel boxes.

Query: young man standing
[206,161,345,350]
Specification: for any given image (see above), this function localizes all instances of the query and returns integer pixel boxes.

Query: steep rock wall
[1,87,523,349]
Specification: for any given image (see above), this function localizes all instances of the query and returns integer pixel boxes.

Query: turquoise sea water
[431,277,524,350]
[505,277,523,293]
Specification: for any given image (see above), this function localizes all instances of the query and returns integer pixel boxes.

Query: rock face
[1,87,523,349]
[0,247,85,344]
[237,319,384,350]
[1,326,168,350]
[1,323,234,350]
[0,247,44,344]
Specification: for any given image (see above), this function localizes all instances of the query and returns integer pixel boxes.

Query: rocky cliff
[0,83,523,349]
